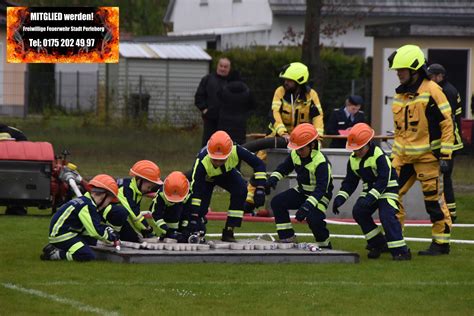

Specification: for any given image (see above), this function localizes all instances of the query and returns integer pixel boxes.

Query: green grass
[5,115,474,185]
[4,116,204,178]
[1,193,474,315]
[1,115,474,314]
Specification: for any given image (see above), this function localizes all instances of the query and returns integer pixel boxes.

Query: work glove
[189,215,205,233]
[253,187,266,207]
[165,230,182,240]
[295,202,312,222]
[105,226,119,242]
[265,176,279,195]
[439,159,451,174]
[141,226,154,238]
[332,196,345,215]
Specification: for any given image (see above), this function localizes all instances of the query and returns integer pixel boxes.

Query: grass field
[1,116,474,314]
[1,197,474,315]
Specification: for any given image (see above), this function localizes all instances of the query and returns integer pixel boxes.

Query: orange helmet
[129,160,163,184]
[287,123,318,150]
[346,123,375,151]
[163,171,189,203]
[207,131,233,160]
[89,174,119,202]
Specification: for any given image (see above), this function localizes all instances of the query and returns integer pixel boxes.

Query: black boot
[392,249,412,261]
[450,211,457,223]
[5,205,27,216]
[367,244,389,259]
[418,242,450,256]
[40,244,62,261]
[243,202,255,215]
[277,235,297,243]
[221,227,237,242]
[320,242,332,249]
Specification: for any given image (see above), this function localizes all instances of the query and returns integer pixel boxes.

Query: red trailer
[0,141,88,214]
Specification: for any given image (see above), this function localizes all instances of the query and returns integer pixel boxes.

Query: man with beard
[245,62,324,213]
[195,57,240,147]
[387,44,454,256]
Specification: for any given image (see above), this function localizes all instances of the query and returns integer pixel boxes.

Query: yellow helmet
[388,44,425,71]
[279,62,309,84]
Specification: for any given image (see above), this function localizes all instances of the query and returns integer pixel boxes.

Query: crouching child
[40,174,120,261]
[266,123,333,247]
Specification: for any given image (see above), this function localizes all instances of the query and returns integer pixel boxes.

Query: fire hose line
[206,212,474,228]
[205,233,474,245]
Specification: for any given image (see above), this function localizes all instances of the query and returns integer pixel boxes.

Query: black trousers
[201,117,219,147]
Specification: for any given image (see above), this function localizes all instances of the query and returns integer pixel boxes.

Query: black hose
[242,137,288,153]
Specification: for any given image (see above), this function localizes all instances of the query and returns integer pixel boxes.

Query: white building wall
[271,16,402,57]
[168,1,408,57]
[221,30,271,49]
[170,0,272,32]
[167,61,209,125]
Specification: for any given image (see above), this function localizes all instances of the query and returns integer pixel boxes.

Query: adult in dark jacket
[427,63,464,222]
[194,57,240,147]
[217,80,256,145]
[326,95,366,148]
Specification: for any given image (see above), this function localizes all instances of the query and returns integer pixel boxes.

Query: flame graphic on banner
[7,7,119,63]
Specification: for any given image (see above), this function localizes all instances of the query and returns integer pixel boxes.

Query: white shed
[98,43,211,126]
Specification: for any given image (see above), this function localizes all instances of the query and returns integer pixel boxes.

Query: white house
[163,0,474,58]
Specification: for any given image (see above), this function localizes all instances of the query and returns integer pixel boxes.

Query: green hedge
[208,47,370,132]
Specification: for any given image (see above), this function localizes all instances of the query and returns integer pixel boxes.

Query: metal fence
[1,70,372,128]
[99,73,202,127]
[56,71,99,113]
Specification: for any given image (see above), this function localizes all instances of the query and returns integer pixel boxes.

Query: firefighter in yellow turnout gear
[245,62,324,212]
[387,44,454,255]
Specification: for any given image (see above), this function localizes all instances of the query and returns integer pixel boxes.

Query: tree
[301,0,371,96]
[301,0,325,94]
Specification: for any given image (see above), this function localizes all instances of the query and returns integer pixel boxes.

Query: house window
[233,0,242,3]
[200,0,208,6]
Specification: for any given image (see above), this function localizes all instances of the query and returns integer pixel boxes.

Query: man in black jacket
[427,63,464,222]
[325,95,366,148]
[195,57,240,147]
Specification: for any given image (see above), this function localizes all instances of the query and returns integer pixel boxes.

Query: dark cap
[348,95,364,106]
[427,63,446,76]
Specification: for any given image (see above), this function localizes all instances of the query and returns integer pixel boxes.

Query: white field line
[1,283,119,316]
[205,233,474,245]
[324,220,474,228]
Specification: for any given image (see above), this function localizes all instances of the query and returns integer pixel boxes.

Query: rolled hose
[242,137,288,153]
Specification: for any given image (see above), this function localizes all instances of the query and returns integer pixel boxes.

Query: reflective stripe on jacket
[189,144,266,213]
[336,144,399,204]
[271,149,333,212]
[270,86,324,136]
[48,192,110,243]
[117,177,147,233]
[391,79,454,159]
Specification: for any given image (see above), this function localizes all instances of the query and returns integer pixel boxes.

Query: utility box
[265,148,428,220]
[0,141,54,208]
